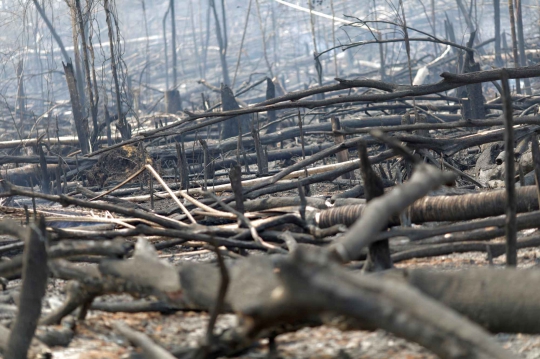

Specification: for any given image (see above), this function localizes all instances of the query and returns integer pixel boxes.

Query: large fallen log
[318,185,540,227]
[383,267,540,334]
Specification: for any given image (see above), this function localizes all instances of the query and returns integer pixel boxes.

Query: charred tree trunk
[265,78,277,133]
[69,1,86,110]
[165,90,182,113]
[318,186,540,228]
[170,0,178,90]
[358,142,392,271]
[210,0,230,86]
[494,0,503,66]
[15,60,25,127]
[219,85,249,140]
[63,61,90,155]
[515,0,531,95]
[508,0,521,93]
[104,0,130,141]
[74,0,98,151]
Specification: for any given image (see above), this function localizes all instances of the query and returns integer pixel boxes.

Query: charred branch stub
[220,84,249,140]
[358,141,391,271]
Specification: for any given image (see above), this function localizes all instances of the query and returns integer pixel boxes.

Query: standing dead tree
[104,0,130,140]
[210,0,230,86]
[74,0,98,150]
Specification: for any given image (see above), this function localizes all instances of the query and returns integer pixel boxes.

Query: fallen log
[318,185,540,228]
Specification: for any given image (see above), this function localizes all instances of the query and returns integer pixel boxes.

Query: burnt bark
[63,61,90,155]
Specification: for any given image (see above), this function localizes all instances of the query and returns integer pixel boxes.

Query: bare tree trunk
[330,0,338,77]
[69,1,86,111]
[371,0,385,81]
[231,0,252,88]
[163,5,170,91]
[210,0,230,85]
[307,0,323,96]
[104,0,130,140]
[255,0,274,79]
[164,0,182,113]
[515,0,531,95]
[33,9,45,115]
[165,89,182,113]
[31,0,70,64]
[165,0,182,113]
[220,85,249,140]
[265,78,278,133]
[456,0,476,32]
[75,0,98,150]
[501,69,517,266]
[87,0,101,146]
[508,0,521,93]
[141,0,151,92]
[63,62,90,155]
[170,0,178,89]
[189,0,203,79]
[494,0,503,66]
[431,0,435,36]
[15,60,25,127]
[202,2,211,78]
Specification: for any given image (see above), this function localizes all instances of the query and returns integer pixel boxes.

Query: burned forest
[4,0,540,358]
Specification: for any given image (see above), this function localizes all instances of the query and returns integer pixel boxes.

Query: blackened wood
[465,62,487,119]
[74,0,98,148]
[209,0,230,86]
[165,89,182,113]
[38,145,50,194]
[15,60,25,125]
[198,138,214,189]
[245,150,393,202]
[515,0,531,95]
[265,77,277,133]
[251,118,268,175]
[4,219,48,359]
[229,165,244,214]
[501,69,518,266]
[531,135,540,208]
[202,247,229,356]
[331,116,353,180]
[3,182,186,231]
[220,84,249,140]
[56,156,62,195]
[297,182,307,221]
[104,0,130,140]
[494,0,503,66]
[63,61,90,154]
[297,110,311,196]
[319,185,540,228]
[391,235,540,264]
[170,0,178,89]
[386,266,540,334]
[186,143,330,173]
[413,112,429,137]
[150,175,154,210]
[358,142,392,271]
[104,105,112,146]
[508,0,521,93]
[175,141,189,191]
